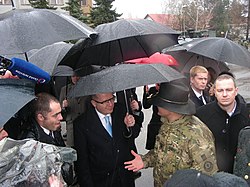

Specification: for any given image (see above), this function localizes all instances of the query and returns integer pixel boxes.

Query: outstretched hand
[124,150,144,172]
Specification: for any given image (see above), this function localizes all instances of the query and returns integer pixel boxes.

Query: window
[80,0,86,6]
[1,0,12,4]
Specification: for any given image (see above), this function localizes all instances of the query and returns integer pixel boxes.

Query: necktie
[104,116,112,137]
[199,95,205,105]
[49,131,53,138]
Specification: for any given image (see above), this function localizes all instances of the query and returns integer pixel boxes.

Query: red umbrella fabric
[126,52,179,66]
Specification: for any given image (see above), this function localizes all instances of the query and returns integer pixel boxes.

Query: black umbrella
[163,48,229,75]
[60,19,179,69]
[68,63,185,98]
[0,9,97,55]
[28,42,73,75]
[4,42,74,76]
[0,79,36,127]
[164,37,250,69]
[53,65,74,77]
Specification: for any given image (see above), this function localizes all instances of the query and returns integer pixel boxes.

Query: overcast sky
[112,0,166,19]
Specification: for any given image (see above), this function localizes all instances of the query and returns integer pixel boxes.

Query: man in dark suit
[196,74,249,173]
[19,92,65,147]
[74,92,142,187]
[189,65,209,109]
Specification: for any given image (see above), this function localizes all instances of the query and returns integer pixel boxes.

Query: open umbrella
[28,42,73,75]
[4,42,74,76]
[163,38,233,75]
[163,49,229,75]
[68,63,185,98]
[53,65,74,77]
[59,19,179,68]
[0,8,97,55]
[164,37,250,70]
[0,79,35,127]
[125,52,179,66]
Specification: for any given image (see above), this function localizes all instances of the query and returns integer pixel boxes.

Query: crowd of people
[1,64,250,187]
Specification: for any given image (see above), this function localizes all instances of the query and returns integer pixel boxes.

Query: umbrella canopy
[59,19,179,68]
[53,65,74,77]
[0,8,97,55]
[165,37,250,68]
[0,79,35,127]
[68,63,185,98]
[163,49,229,75]
[28,42,73,75]
[125,52,179,66]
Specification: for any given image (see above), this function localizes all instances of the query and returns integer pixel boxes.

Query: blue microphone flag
[8,58,51,84]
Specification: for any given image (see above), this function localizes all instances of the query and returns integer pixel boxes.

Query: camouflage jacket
[142,115,218,187]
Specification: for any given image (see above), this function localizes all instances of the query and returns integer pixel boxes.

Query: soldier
[124,79,218,187]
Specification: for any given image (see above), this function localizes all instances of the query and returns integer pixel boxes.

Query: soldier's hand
[124,150,144,172]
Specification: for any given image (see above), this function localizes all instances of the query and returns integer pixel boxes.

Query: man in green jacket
[124,79,218,187]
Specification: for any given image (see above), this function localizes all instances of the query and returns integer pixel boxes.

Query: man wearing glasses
[73,92,142,187]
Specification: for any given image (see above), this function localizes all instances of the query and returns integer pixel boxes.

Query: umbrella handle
[123,90,132,138]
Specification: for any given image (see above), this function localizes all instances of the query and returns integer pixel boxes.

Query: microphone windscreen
[8,58,51,84]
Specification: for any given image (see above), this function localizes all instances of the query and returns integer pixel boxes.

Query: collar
[191,87,203,98]
[227,101,237,116]
[95,109,111,120]
[40,125,50,135]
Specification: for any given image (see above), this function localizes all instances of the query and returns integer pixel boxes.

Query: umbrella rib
[118,39,124,63]
[134,36,151,57]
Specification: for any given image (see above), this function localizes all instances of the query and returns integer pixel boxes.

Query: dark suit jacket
[19,118,65,147]
[189,87,209,109]
[196,97,249,173]
[73,103,141,187]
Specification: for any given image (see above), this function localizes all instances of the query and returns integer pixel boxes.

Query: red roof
[144,14,179,29]
[144,14,174,23]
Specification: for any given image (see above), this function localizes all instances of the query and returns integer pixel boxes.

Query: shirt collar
[227,101,237,116]
[95,109,111,119]
[40,126,50,135]
[191,87,203,98]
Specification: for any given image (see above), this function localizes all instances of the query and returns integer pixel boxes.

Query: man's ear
[190,77,194,84]
[91,99,96,108]
[37,113,44,121]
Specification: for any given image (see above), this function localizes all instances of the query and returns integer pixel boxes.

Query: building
[0,0,92,14]
[144,14,180,31]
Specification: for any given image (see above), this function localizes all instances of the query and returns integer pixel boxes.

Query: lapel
[89,106,113,140]
[190,88,205,107]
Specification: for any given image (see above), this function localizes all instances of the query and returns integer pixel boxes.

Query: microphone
[0,56,51,84]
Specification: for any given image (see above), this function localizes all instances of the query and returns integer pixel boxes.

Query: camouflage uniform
[142,115,218,187]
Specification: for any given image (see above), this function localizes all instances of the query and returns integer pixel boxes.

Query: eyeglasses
[93,96,116,105]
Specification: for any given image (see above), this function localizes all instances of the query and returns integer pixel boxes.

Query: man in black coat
[19,92,65,147]
[73,92,142,187]
[189,65,210,109]
[196,74,249,173]
[142,84,162,150]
